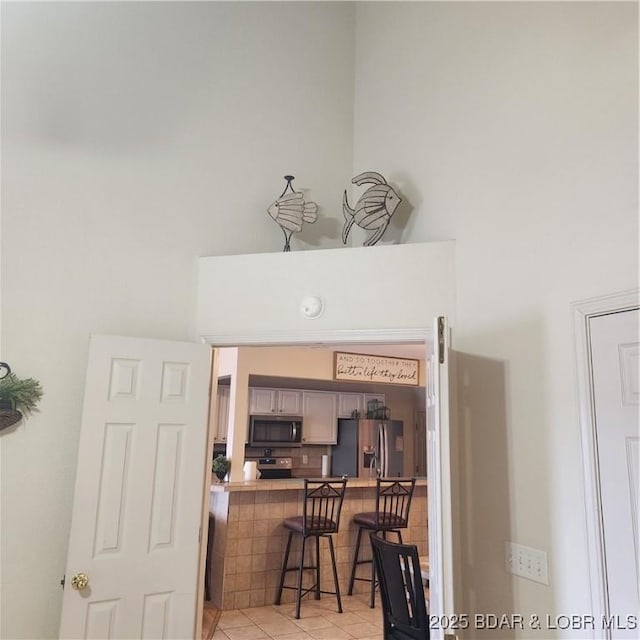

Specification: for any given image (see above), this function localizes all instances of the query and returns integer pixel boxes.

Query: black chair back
[302,479,347,535]
[375,478,416,529]
[370,533,430,640]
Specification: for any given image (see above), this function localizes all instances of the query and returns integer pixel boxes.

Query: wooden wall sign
[333,352,419,386]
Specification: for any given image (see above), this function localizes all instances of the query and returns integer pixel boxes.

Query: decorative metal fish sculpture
[342,171,402,246]
[268,175,318,252]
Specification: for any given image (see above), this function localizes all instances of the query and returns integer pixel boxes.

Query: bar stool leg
[369,533,376,608]
[327,534,343,613]
[315,535,321,600]
[276,531,294,605]
[295,536,307,620]
[347,526,364,595]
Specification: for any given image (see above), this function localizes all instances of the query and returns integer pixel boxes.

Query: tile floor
[213,593,384,640]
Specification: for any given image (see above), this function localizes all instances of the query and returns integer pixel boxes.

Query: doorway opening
[196,334,433,637]
[57,326,451,640]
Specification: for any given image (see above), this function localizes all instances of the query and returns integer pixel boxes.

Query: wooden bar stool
[347,477,416,607]
[275,479,348,619]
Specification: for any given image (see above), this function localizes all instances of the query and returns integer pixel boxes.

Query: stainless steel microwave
[249,415,303,447]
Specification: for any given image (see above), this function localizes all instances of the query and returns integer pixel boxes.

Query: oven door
[249,415,303,447]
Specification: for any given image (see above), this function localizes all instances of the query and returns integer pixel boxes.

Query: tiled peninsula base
[208,478,428,611]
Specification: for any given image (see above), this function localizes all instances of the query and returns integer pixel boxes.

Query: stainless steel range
[256,457,292,479]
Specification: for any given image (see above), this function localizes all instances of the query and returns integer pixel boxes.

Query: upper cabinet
[249,387,302,415]
[250,387,276,413]
[302,391,338,444]
[337,392,386,418]
[279,389,303,414]
[337,392,364,418]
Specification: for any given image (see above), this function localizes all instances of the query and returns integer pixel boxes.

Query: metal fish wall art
[267,175,318,252]
[342,171,402,246]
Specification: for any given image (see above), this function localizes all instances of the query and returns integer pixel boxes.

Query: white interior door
[427,315,455,638]
[590,309,640,637]
[59,335,211,639]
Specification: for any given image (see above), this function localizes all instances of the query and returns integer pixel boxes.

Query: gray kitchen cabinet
[302,391,338,444]
[215,385,230,443]
[250,388,276,413]
[338,392,387,418]
[278,389,302,414]
[249,387,302,415]
[337,392,364,418]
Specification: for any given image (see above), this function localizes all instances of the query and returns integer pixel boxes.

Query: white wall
[0,3,355,637]
[230,345,428,386]
[353,2,638,636]
[1,2,637,638]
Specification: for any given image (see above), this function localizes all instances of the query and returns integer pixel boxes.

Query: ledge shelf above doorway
[196,241,456,341]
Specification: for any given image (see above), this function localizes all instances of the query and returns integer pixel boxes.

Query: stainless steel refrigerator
[331,419,405,478]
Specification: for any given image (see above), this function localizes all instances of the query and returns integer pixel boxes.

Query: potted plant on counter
[212,455,231,483]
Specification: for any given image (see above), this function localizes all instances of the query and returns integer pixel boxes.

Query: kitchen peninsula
[208,477,427,610]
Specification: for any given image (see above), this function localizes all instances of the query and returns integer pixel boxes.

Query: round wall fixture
[300,295,325,319]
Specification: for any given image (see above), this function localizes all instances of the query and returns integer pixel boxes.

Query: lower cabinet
[302,391,338,444]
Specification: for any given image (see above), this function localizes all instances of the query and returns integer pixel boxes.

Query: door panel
[301,391,338,444]
[59,335,211,639]
[249,388,276,413]
[590,309,640,636]
[278,389,302,414]
[337,392,364,418]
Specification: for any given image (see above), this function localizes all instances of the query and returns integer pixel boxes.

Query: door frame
[199,325,449,609]
[573,288,639,637]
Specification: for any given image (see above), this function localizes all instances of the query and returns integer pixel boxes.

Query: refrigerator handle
[383,424,390,477]
[378,423,386,477]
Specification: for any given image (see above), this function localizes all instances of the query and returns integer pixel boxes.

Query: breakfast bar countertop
[210,476,427,492]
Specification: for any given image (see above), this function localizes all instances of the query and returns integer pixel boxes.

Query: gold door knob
[71,573,89,591]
